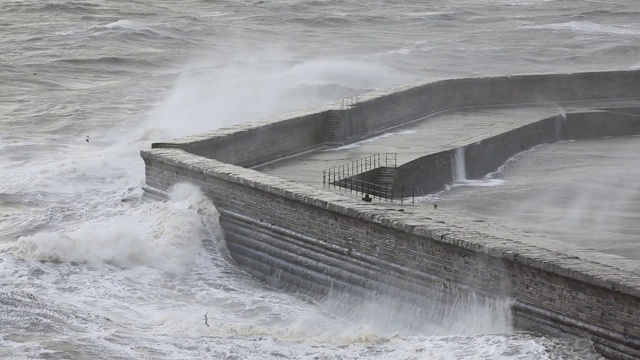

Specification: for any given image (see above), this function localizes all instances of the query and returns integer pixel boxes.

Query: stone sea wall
[143,70,640,359]
[391,110,640,196]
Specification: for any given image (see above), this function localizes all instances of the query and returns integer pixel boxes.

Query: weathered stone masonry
[143,70,640,359]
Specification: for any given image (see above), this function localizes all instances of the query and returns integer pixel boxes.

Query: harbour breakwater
[142,70,640,359]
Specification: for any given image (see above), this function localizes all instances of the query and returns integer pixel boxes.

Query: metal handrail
[340,95,360,110]
[400,186,415,204]
[322,153,397,186]
[334,177,393,201]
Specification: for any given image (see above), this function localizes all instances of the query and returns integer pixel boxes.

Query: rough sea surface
[2,0,639,358]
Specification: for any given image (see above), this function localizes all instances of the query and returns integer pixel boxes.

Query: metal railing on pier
[400,186,415,204]
[335,178,393,201]
[339,95,369,133]
[322,153,397,186]
[340,95,360,110]
[322,153,397,202]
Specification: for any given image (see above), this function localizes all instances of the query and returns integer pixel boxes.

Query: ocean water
[2,0,638,358]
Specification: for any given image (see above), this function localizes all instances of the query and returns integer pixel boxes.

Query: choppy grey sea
[2,0,639,358]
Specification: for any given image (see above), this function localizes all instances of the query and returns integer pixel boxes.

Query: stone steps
[378,167,396,187]
[323,111,342,143]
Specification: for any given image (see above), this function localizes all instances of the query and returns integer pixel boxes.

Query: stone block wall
[561,111,640,140]
[334,71,640,144]
[149,71,640,168]
[389,110,640,196]
[164,110,327,168]
[145,70,640,359]
[142,147,640,358]
[393,150,455,195]
[143,150,489,304]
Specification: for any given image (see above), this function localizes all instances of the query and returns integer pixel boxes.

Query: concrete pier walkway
[258,98,639,186]
[143,71,640,359]
[258,98,640,274]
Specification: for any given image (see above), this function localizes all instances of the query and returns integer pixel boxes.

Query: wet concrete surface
[258,98,640,273]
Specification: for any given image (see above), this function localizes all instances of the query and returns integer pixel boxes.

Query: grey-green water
[3,0,639,358]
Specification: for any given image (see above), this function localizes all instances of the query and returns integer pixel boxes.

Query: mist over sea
[2,0,639,358]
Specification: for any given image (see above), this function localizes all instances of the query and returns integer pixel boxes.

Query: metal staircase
[322,153,397,201]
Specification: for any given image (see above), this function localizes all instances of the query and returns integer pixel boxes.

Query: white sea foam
[369,41,433,59]
[526,21,640,36]
[92,18,182,39]
[416,169,506,203]
[103,19,148,31]
[151,289,515,349]
[452,178,506,188]
[11,184,219,274]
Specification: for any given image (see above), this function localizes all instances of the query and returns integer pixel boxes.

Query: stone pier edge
[142,69,640,358]
[142,147,640,299]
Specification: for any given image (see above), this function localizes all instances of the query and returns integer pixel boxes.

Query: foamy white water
[2,0,636,358]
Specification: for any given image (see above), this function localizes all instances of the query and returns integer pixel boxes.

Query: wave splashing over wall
[12,184,220,274]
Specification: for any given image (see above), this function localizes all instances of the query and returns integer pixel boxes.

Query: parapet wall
[153,110,329,168]
[392,110,640,195]
[143,147,640,358]
[144,70,640,359]
[150,70,640,168]
[335,70,640,143]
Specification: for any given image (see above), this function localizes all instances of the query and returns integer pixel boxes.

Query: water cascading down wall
[142,70,640,359]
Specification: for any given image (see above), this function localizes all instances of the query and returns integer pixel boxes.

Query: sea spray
[453,146,467,182]
[144,49,409,140]
[307,290,513,340]
[12,183,221,274]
